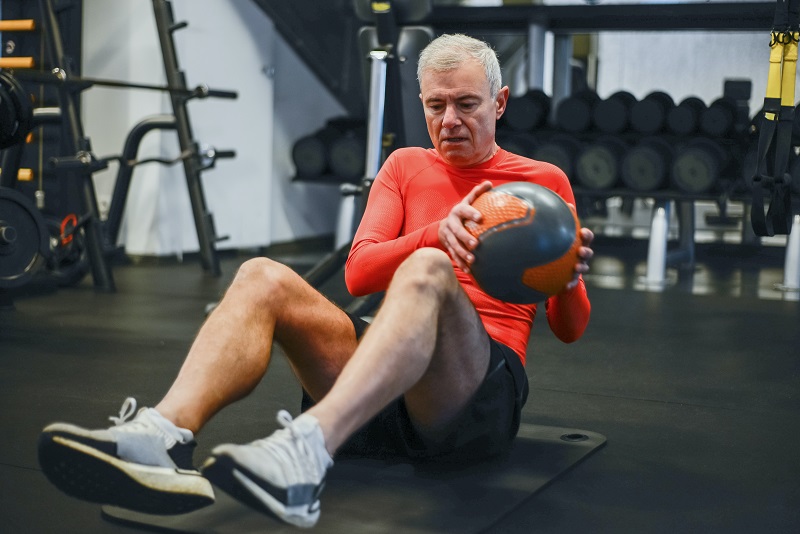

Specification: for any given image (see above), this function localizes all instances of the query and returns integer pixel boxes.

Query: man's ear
[495,86,510,120]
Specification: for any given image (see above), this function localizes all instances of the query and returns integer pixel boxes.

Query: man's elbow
[344,270,368,297]
[551,309,590,344]
[556,325,587,344]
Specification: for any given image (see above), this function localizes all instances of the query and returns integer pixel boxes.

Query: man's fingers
[465,181,493,207]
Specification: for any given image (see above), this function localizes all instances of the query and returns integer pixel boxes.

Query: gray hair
[417,34,502,97]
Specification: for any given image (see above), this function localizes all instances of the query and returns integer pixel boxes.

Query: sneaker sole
[38,432,214,515]
[201,454,320,528]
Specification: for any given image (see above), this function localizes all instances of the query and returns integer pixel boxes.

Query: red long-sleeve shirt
[345,147,590,365]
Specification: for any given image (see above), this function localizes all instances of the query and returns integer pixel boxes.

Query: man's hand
[565,226,594,291]
[438,181,493,273]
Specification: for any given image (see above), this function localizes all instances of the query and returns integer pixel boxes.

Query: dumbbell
[671,137,728,194]
[555,90,599,133]
[329,125,367,182]
[699,97,737,138]
[592,91,636,134]
[532,134,581,180]
[502,89,550,132]
[621,137,674,192]
[667,97,707,136]
[497,129,538,158]
[630,91,674,134]
[574,136,627,190]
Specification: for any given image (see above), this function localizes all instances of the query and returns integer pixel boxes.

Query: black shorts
[301,313,529,463]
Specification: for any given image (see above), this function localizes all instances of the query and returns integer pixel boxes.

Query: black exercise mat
[101,424,606,534]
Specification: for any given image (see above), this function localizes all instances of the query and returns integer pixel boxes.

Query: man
[38,33,593,528]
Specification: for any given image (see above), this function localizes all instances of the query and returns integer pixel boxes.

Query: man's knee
[393,248,458,296]
[230,257,297,305]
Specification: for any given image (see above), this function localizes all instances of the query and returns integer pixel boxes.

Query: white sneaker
[202,410,333,528]
[38,398,214,514]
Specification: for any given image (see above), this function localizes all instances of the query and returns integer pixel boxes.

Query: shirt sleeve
[534,161,590,342]
[545,275,591,342]
[345,158,443,296]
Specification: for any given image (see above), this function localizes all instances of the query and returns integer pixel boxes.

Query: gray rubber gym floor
[1,235,799,533]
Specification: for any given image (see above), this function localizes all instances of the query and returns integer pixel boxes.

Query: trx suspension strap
[752,0,799,236]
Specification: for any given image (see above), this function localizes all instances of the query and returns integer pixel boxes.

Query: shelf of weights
[496,100,797,288]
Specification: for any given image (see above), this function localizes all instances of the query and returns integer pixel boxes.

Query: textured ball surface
[464,182,581,304]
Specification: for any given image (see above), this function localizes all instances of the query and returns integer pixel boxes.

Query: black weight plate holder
[0,187,49,288]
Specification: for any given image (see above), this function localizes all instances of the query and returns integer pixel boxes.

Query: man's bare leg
[199,247,492,527]
[156,257,359,433]
[306,247,491,454]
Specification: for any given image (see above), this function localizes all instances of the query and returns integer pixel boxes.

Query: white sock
[294,413,333,471]
[144,408,195,445]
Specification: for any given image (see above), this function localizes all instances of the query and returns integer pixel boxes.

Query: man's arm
[545,277,591,343]
[545,227,594,342]
[345,176,491,296]
[345,166,443,296]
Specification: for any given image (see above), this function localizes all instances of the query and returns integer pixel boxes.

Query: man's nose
[442,105,461,129]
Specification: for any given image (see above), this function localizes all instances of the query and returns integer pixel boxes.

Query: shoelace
[109,397,138,425]
[252,410,320,480]
[107,397,170,441]
[104,397,183,452]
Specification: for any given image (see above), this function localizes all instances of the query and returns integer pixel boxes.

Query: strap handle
[752,0,799,236]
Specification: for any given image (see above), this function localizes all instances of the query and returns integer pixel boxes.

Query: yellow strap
[766,35,784,100]
[780,33,799,107]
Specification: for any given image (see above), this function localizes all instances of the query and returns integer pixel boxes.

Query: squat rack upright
[7,0,236,292]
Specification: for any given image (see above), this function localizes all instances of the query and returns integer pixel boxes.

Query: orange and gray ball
[465,182,581,304]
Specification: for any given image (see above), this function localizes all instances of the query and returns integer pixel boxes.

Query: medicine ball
[465,182,581,304]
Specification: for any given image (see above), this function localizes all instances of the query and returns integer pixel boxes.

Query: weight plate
[576,143,622,190]
[533,143,574,179]
[671,148,718,194]
[0,82,19,148]
[292,135,328,178]
[329,136,366,181]
[593,97,629,134]
[622,145,667,191]
[0,188,48,288]
[0,72,33,149]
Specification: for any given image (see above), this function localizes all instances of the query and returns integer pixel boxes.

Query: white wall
[82,1,781,257]
[83,0,345,257]
[269,33,347,246]
[83,0,168,255]
[596,31,776,115]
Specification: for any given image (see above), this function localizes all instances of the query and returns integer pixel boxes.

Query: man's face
[419,59,508,168]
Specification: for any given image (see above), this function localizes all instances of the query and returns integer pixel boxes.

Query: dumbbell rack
[498,82,800,293]
[0,0,232,298]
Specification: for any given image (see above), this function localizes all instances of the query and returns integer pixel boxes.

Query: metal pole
[741,202,760,247]
[550,33,572,124]
[675,199,695,266]
[334,51,388,250]
[365,51,388,180]
[105,115,177,247]
[40,0,115,291]
[527,23,546,91]
[779,214,800,292]
[152,0,221,276]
